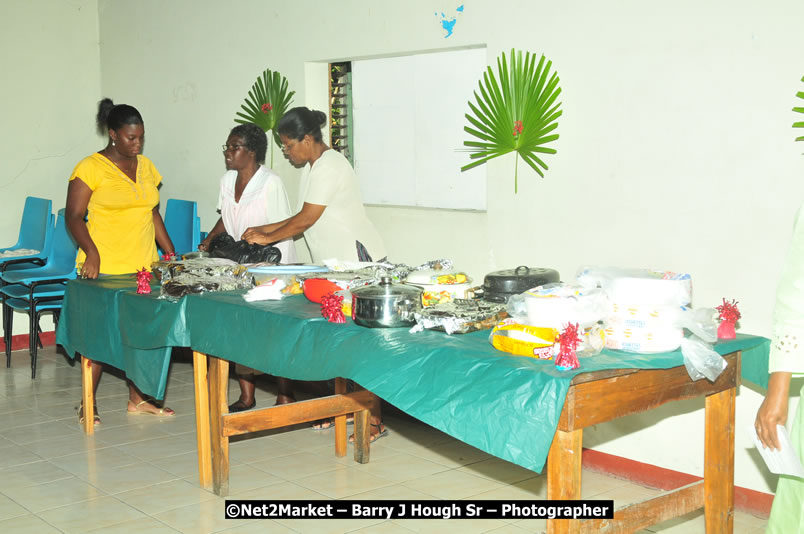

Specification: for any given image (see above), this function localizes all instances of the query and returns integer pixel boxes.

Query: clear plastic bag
[673,307,718,343]
[680,335,727,382]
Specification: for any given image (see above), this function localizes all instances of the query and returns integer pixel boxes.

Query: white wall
[1,0,101,334]
[7,0,802,494]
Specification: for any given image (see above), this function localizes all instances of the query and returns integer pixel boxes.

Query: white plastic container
[521,284,609,329]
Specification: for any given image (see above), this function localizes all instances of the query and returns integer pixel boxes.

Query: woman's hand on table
[80,252,100,279]
[242,227,271,245]
[198,237,211,251]
[755,371,792,451]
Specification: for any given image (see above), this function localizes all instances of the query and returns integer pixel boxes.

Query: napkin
[243,278,287,302]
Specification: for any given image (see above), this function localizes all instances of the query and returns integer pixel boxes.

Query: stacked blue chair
[1,209,78,378]
[163,199,201,256]
[0,196,54,273]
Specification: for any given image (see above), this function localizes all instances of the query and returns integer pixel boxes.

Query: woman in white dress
[243,107,387,442]
[199,123,297,411]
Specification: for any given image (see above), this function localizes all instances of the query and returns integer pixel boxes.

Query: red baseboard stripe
[0,331,56,352]
[582,448,773,518]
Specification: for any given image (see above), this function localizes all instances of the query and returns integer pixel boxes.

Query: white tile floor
[0,345,768,534]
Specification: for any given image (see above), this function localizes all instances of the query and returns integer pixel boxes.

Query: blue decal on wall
[436,5,464,38]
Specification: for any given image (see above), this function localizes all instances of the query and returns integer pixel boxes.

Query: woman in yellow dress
[65,98,176,425]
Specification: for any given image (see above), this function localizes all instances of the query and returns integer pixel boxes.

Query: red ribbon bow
[555,322,581,370]
[320,293,345,323]
[136,268,153,294]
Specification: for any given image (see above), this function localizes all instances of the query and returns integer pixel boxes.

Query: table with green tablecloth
[56,277,770,531]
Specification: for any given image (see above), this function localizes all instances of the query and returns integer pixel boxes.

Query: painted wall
[1,0,101,335]
[5,0,802,494]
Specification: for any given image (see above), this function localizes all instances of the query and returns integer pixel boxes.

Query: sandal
[311,414,355,430]
[78,403,101,426]
[349,423,388,444]
[229,399,256,413]
[127,399,175,417]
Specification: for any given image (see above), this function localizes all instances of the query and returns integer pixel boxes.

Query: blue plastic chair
[1,209,77,377]
[163,199,201,255]
[0,196,53,268]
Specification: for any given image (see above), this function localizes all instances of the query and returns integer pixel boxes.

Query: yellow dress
[69,153,162,274]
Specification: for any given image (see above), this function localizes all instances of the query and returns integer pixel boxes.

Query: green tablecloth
[55,275,188,399]
[56,279,771,472]
[185,290,770,472]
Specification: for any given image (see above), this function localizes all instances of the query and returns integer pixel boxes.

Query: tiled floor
[0,345,768,533]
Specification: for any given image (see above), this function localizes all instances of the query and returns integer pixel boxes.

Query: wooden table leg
[334,377,347,457]
[192,351,212,490]
[704,386,735,533]
[208,356,230,496]
[353,407,371,464]
[547,428,583,534]
[80,355,94,435]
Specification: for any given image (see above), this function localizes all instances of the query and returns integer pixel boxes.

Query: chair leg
[3,301,12,367]
[31,309,40,379]
[28,306,35,374]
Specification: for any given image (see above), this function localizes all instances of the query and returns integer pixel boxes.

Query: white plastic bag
[680,335,727,382]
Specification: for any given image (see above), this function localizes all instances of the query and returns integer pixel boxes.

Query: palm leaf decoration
[795,75,804,143]
[462,49,562,193]
[234,68,295,166]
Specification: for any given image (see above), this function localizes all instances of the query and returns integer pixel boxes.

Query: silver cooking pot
[351,276,423,328]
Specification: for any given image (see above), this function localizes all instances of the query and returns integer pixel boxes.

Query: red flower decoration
[716,298,741,340]
[261,103,273,113]
[136,268,153,295]
[716,298,741,323]
[513,120,523,137]
[320,293,345,323]
[555,322,581,370]
[161,252,177,261]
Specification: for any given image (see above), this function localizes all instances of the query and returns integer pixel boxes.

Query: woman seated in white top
[199,123,297,411]
[243,107,388,442]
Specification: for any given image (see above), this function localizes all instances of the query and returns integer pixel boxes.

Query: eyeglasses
[222,144,246,152]
[281,140,298,153]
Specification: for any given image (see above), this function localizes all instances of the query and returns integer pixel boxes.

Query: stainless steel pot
[351,276,423,328]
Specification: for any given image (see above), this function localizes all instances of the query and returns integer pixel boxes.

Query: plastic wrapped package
[489,319,605,359]
[405,270,474,307]
[576,266,692,307]
[154,257,254,300]
[160,272,254,299]
[411,299,507,335]
[151,257,248,282]
[507,283,609,329]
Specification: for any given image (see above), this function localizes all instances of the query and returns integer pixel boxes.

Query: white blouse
[217,165,297,264]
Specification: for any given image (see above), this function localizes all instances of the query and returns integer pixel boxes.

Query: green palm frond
[795,76,804,143]
[462,49,562,193]
[234,68,295,165]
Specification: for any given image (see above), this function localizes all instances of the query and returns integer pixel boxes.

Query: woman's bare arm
[65,179,100,278]
[241,202,326,245]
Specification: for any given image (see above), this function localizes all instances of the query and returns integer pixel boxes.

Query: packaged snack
[489,319,559,359]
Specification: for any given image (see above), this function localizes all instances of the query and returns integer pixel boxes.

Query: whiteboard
[352,47,487,211]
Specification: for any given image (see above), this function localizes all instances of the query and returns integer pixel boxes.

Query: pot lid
[351,276,423,299]
[483,266,560,293]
